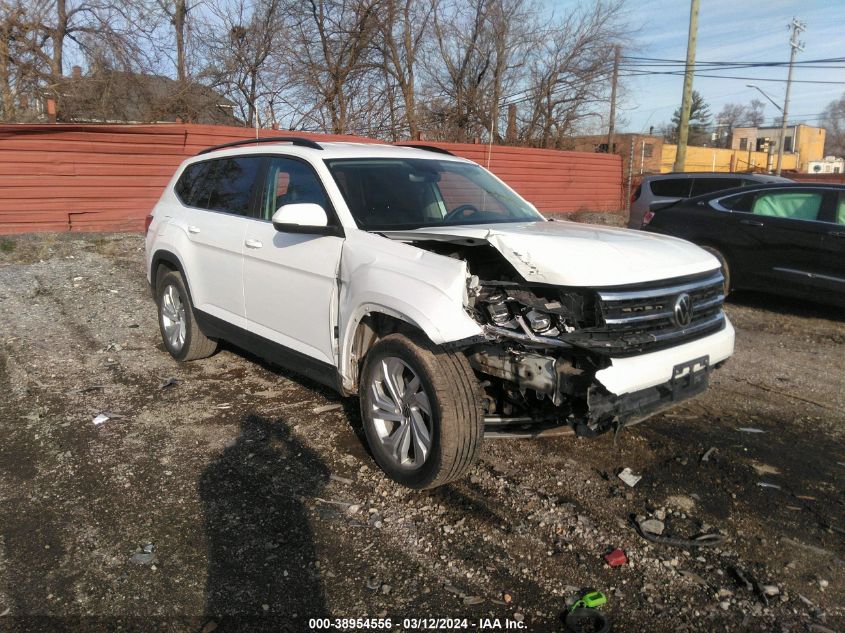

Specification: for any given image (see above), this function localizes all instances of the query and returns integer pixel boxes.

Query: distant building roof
[48,67,240,126]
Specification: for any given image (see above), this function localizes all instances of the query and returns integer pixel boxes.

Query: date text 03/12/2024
[308,617,527,630]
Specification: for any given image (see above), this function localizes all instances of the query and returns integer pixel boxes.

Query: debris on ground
[700,446,717,462]
[160,377,180,389]
[737,427,766,433]
[617,467,641,487]
[638,518,665,535]
[603,549,627,567]
[92,413,110,425]
[313,403,343,414]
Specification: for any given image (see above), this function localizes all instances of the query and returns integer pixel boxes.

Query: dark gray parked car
[629,172,792,228]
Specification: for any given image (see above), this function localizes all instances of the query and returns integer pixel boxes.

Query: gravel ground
[0,232,843,633]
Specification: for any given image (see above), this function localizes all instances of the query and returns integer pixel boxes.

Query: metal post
[777,18,804,175]
[673,0,700,172]
[607,45,620,153]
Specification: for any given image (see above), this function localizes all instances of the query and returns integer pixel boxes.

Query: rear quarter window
[690,178,743,196]
[649,178,692,198]
[174,161,212,207]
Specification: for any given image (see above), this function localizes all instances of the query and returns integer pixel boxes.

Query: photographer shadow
[200,415,329,632]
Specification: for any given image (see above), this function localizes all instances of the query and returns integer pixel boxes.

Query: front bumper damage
[466,318,735,438]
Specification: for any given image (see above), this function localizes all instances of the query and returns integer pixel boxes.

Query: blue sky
[587,0,845,133]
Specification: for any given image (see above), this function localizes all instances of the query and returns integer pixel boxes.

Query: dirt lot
[1,232,843,633]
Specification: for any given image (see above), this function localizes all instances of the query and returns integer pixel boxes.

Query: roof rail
[198,136,323,155]
[396,143,455,156]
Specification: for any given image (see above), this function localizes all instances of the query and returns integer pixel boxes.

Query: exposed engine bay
[399,238,727,438]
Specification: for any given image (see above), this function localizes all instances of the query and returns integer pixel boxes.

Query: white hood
[381,221,719,287]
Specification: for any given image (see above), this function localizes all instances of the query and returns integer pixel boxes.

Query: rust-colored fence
[789,172,845,185]
[0,124,622,234]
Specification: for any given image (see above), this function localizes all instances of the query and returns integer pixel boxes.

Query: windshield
[324,158,544,230]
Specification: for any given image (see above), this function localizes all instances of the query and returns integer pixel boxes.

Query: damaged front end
[401,237,727,439]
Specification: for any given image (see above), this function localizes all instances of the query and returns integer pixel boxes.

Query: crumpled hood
[381,221,719,287]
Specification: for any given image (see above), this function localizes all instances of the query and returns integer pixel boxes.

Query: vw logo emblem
[674,293,693,327]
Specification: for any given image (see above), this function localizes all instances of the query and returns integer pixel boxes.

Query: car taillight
[642,210,655,226]
[631,184,641,204]
[144,214,154,235]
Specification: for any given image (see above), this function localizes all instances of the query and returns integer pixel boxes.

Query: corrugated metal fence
[0,124,622,234]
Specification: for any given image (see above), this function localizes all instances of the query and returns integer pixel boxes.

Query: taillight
[144,214,154,235]
[642,210,655,226]
[631,184,642,204]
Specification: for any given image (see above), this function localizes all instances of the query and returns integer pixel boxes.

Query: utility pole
[673,0,700,172]
[607,45,620,153]
[777,17,804,176]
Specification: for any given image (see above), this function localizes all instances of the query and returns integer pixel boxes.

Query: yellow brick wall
[795,125,825,172]
[660,144,797,173]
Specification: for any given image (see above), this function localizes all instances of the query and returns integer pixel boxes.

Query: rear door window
[751,191,822,221]
[203,157,265,216]
[690,178,743,196]
[649,178,692,198]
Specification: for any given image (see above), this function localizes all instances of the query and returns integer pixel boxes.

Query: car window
[716,191,755,212]
[174,161,212,207]
[690,178,743,196]
[437,171,509,215]
[325,158,542,230]
[202,157,264,216]
[649,178,692,198]
[751,191,822,221]
[837,196,845,225]
[260,157,329,221]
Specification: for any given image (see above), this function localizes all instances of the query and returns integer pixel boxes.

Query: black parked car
[643,183,845,307]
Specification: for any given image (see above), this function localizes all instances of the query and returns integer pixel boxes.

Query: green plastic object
[571,591,607,611]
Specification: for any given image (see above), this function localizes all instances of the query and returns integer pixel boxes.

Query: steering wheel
[443,203,482,222]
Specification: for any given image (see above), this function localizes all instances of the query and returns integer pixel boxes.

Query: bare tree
[519,1,626,148]
[200,0,285,126]
[155,0,195,82]
[426,0,493,141]
[746,98,765,127]
[821,92,845,158]
[375,0,434,139]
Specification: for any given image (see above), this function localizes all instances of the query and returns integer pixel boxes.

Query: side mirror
[272,203,335,235]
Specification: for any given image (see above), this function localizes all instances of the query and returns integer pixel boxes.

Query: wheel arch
[150,249,194,301]
[340,307,439,394]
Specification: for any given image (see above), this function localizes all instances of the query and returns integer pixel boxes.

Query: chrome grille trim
[595,271,726,353]
[597,272,724,302]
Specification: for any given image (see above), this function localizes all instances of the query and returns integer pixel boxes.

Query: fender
[337,232,483,391]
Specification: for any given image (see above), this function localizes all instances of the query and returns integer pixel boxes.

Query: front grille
[590,271,725,355]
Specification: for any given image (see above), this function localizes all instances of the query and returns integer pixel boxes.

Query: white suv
[145,137,734,488]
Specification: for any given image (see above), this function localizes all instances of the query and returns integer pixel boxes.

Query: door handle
[244,239,263,249]
[740,219,764,227]
[187,225,201,234]
[829,230,845,238]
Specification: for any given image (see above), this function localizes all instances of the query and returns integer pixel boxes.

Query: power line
[620,69,845,85]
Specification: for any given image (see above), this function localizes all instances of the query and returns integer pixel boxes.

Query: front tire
[701,245,731,296]
[359,333,483,489]
[156,270,218,361]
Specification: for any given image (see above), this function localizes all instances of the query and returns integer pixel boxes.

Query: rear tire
[701,245,731,296]
[156,270,218,361]
[359,333,483,489]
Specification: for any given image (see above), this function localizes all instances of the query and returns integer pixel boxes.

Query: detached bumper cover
[594,317,735,396]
